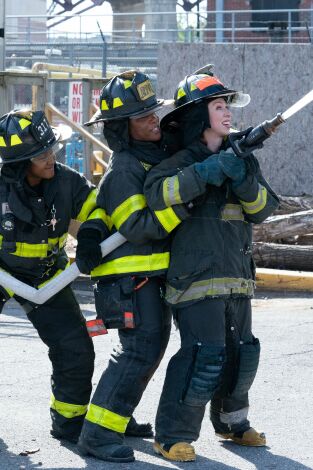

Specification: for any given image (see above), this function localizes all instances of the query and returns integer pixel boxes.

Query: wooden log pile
[253,195,313,271]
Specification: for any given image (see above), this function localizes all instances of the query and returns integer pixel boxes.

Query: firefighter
[75,70,190,462]
[143,66,280,461]
[0,109,100,443]
[0,108,152,444]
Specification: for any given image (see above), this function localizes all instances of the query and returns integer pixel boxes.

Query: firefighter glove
[194,155,227,187]
[218,151,246,187]
[228,127,264,158]
[76,228,103,275]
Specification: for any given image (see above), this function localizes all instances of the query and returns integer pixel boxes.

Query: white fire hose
[0,232,127,304]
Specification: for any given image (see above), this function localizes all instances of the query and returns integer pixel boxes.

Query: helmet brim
[161,91,250,128]
[84,99,164,126]
[0,127,64,164]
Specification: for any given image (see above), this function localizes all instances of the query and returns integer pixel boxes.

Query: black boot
[50,429,80,444]
[78,426,135,463]
[125,416,153,437]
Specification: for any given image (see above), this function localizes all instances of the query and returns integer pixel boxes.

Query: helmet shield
[0,110,62,164]
[85,70,163,125]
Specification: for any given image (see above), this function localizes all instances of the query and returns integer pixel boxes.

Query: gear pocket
[230,337,260,397]
[94,277,137,330]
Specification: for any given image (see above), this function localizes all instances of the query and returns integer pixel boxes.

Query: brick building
[204,0,313,43]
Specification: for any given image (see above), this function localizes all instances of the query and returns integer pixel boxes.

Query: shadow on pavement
[128,437,238,469]
[0,437,43,469]
[220,441,312,470]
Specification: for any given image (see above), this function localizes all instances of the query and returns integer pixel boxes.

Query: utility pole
[0,0,5,70]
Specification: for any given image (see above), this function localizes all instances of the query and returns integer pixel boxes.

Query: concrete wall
[157,43,313,196]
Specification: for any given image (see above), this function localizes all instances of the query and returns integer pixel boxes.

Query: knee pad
[182,344,225,407]
[230,337,260,397]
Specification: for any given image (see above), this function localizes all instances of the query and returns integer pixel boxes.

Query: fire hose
[1,90,313,304]
[0,232,127,304]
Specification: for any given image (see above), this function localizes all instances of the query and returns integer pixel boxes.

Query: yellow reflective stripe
[240,185,267,215]
[57,233,68,248]
[76,189,97,222]
[177,87,186,99]
[87,208,113,230]
[123,79,132,89]
[0,268,14,297]
[91,252,170,277]
[140,161,152,171]
[221,203,244,221]
[48,233,68,248]
[38,265,70,288]
[0,136,6,147]
[166,277,255,305]
[111,194,147,230]
[86,404,130,433]
[50,394,88,419]
[19,118,31,130]
[101,99,109,110]
[0,234,68,258]
[11,134,23,146]
[163,176,182,206]
[113,97,123,108]
[154,207,181,233]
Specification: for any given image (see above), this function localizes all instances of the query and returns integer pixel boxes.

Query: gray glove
[194,155,227,187]
[218,151,246,186]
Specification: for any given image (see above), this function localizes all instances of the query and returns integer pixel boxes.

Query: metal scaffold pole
[0,0,5,71]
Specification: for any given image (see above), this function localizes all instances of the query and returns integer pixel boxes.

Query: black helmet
[0,110,61,164]
[161,64,250,127]
[85,70,163,125]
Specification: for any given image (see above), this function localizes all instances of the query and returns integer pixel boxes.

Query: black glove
[228,127,264,158]
[76,228,103,275]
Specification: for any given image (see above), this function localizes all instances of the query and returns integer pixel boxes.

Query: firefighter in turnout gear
[0,109,99,443]
[143,66,280,461]
[75,71,190,463]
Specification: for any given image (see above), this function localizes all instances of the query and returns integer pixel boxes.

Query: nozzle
[262,113,285,136]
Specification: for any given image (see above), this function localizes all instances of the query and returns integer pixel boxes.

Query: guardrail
[5,8,313,44]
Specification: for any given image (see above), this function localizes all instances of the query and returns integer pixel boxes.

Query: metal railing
[5,9,313,44]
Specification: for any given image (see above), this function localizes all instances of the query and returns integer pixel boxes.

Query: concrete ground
[0,281,312,470]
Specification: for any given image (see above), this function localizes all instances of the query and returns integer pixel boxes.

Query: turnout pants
[155,297,260,444]
[81,276,171,444]
[20,286,95,439]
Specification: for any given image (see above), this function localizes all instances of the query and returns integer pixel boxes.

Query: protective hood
[102,119,130,152]
[161,100,210,149]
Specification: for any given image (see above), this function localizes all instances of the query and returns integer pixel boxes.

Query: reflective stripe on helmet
[10,134,23,146]
[19,118,31,130]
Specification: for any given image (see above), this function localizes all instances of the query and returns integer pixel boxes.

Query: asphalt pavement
[0,281,312,470]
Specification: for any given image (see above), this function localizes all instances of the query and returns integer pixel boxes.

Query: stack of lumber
[253,195,313,271]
